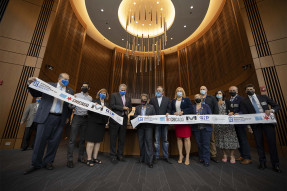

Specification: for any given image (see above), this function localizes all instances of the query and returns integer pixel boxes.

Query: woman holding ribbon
[85,89,109,166]
[171,87,193,165]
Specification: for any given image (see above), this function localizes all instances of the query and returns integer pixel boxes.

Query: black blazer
[171,97,194,115]
[88,99,109,124]
[149,96,171,115]
[222,99,232,114]
[240,94,281,114]
[28,82,74,125]
[229,95,243,114]
[110,92,132,116]
[134,104,156,128]
[203,95,219,114]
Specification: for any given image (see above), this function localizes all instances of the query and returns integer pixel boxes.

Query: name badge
[261,102,267,106]
[234,104,239,107]
[231,104,234,108]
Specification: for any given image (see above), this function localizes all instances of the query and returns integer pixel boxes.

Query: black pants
[32,114,63,168]
[109,116,128,157]
[235,124,251,159]
[138,126,153,164]
[67,115,88,162]
[252,124,279,166]
[22,122,38,149]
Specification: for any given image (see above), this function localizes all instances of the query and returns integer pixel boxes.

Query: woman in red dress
[171,87,194,165]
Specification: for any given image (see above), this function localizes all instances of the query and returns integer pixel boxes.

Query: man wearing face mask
[24,73,74,174]
[20,97,41,151]
[149,86,172,164]
[109,84,132,163]
[228,86,252,164]
[240,84,281,173]
[199,86,219,163]
[67,82,92,168]
[134,94,156,168]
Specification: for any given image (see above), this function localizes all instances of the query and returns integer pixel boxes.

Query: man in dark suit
[109,84,132,163]
[20,97,41,151]
[24,73,74,174]
[149,86,172,164]
[240,84,281,173]
[228,86,252,165]
[134,94,156,168]
[200,86,219,163]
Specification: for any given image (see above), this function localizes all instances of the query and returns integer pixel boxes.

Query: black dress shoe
[111,157,118,164]
[272,165,282,173]
[137,159,144,164]
[163,158,172,164]
[211,157,219,163]
[148,163,153,168]
[44,163,54,170]
[258,162,267,170]
[199,159,204,164]
[24,166,40,175]
[67,161,74,168]
[117,156,126,162]
[203,162,210,167]
[78,158,86,164]
[21,147,28,151]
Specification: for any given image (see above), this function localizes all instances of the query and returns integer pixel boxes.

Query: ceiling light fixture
[108,27,111,30]
[184,25,186,28]
[101,9,104,12]
[190,6,193,9]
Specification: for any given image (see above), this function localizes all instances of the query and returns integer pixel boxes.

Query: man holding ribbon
[240,84,281,173]
[24,73,74,174]
[109,84,132,163]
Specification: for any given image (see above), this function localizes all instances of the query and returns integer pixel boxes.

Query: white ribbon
[29,78,123,125]
[131,113,277,128]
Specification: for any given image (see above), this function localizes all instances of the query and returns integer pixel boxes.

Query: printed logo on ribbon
[160,117,166,121]
[228,117,234,122]
[59,93,67,99]
[199,116,210,121]
[32,80,40,87]
[186,116,197,121]
[255,116,263,121]
[138,117,143,121]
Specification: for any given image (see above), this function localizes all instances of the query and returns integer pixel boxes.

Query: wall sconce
[46,64,54,70]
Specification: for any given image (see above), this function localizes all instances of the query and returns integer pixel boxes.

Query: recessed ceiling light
[160,8,163,11]
[142,24,144,26]
[149,23,151,26]
[100,9,104,12]
[184,25,186,28]
[136,21,138,23]
[190,6,193,9]
[133,2,136,5]
[171,37,173,40]
[157,1,159,4]
[108,27,111,30]
[122,39,124,41]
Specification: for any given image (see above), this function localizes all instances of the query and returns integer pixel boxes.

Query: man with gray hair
[109,84,132,163]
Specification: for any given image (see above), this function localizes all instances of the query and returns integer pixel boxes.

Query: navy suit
[28,83,74,168]
[170,97,194,115]
[240,94,281,166]
[230,95,251,160]
[191,104,212,164]
[134,104,156,164]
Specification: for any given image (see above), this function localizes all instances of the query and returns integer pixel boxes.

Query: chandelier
[118,0,175,72]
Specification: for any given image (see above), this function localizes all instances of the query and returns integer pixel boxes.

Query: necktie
[122,96,125,106]
[54,86,63,113]
[251,96,260,113]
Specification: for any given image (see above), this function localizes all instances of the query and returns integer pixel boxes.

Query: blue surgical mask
[120,91,126,96]
[177,92,183,97]
[216,94,223,99]
[36,99,41,103]
[99,93,106,99]
[156,92,162,97]
[61,79,69,86]
[200,90,206,95]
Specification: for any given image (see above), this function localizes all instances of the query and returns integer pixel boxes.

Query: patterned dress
[214,102,239,149]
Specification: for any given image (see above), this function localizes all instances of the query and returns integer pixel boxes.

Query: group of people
[22,72,282,175]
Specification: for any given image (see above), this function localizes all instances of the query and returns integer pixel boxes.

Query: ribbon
[131,113,277,128]
[29,78,123,125]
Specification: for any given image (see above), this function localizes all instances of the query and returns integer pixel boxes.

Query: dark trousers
[193,129,212,163]
[235,125,251,159]
[252,124,279,166]
[138,126,153,164]
[67,115,87,162]
[22,122,38,149]
[32,114,63,168]
[154,125,169,159]
[109,116,128,157]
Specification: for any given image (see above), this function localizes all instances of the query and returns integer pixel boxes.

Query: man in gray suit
[20,97,41,151]
[24,73,74,175]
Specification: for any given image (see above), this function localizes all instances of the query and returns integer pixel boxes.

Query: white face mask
[200,90,206,95]
[177,92,183,97]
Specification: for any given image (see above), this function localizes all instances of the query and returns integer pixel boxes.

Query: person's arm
[206,104,212,114]
[110,94,124,112]
[265,95,281,113]
[21,104,31,124]
[182,98,193,114]
[166,97,171,114]
[239,100,248,114]
[170,100,175,114]
[150,105,156,115]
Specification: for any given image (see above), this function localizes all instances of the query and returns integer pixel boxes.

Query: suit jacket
[28,82,74,125]
[171,97,194,115]
[223,99,232,114]
[88,99,109,124]
[110,92,132,116]
[229,95,243,114]
[21,102,38,127]
[240,94,281,114]
[203,95,219,114]
[149,96,171,115]
[191,103,213,132]
[134,104,156,128]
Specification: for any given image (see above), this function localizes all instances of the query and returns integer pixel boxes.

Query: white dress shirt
[157,96,163,107]
[50,83,66,113]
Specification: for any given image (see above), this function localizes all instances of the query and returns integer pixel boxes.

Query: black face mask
[82,87,89,93]
[246,90,254,96]
[141,100,147,105]
[195,98,201,103]
[229,91,236,97]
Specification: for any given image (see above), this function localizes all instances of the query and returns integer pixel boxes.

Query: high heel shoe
[230,156,236,164]
[222,155,227,163]
[178,155,184,164]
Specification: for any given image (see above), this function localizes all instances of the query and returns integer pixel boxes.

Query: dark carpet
[0,142,286,191]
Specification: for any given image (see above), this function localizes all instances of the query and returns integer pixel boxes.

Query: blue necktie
[251,96,260,113]
[54,86,63,113]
